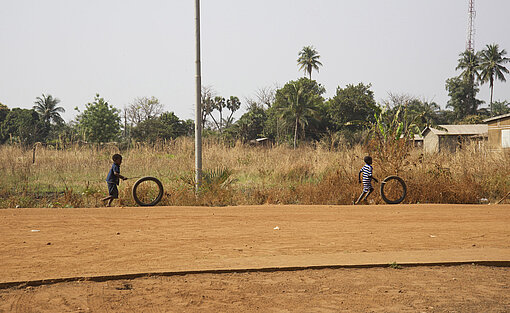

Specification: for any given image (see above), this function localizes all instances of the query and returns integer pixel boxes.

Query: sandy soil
[0,204,509,312]
[1,265,509,312]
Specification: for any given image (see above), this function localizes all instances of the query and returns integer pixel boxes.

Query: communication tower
[466,0,476,51]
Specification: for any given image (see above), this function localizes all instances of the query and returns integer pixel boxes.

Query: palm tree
[478,44,509,112]
[33,94,65,124]
[456,49,481,115]
[297,46,323,80]
[278,82,319,149]
[457,49,480,84]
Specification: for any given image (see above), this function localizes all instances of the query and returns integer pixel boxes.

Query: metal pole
[194,0,202,194]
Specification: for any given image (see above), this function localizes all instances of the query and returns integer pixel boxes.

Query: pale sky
[1,0,509,122]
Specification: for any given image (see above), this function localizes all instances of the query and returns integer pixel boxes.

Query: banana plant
[348,102,424,174]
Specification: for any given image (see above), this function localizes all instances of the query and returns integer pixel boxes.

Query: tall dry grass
[0,138,509,208]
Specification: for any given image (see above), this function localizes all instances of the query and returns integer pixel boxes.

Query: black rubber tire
[132,176,164,206]
[380,175,407,204]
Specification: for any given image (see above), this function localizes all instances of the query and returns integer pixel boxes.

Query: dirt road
[0,204,509,312]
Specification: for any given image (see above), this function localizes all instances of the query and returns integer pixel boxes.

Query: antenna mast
[466,0,476,51]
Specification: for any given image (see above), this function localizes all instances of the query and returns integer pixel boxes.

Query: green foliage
[457,50,480,84]
[388,262,402,269]
[231,106,267,142]
[125,96,164,125]
[47,122,79,145]
[327,83,379,131]
[478,44,509,107]
[445,76,483,120]
[210,96,226,131]
[460,114,487,124]
[33,94,65,125]
[132,112,192,143]
[201,88,241,134]
[75,94,121,143]
[491,100,510,116]
[0,103,9,124]
[297,46,323,79]
[383,94,442,130]
[366,103,422,174]
[273,78,325,148]
[0,108,49,145]
[181,167,235,191]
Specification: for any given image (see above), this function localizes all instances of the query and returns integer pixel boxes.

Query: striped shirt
[360,164,373,191]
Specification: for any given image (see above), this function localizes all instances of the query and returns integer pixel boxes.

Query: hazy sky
[1,0,509,122]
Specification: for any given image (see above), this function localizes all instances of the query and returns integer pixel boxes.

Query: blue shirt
[106,163,120,185]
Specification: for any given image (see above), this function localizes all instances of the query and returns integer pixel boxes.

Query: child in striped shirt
[354,156,378,204]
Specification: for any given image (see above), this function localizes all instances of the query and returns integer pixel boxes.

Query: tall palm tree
[297,46,323,80]
[278,82,319,149]
[456,49,480,83]
[478,44,509,112]
[33,94,65,124]
[456,49,481,115]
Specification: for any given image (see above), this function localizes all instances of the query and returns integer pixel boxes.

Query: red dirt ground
[0,204,509,312]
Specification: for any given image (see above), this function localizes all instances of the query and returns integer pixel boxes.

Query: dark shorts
[108,183,119,198]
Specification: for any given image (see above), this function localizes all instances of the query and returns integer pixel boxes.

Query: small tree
[132,112,189,143]
[204,95,241,134]
[125,96,164,126]
[75,94,121,143]
[201,86,216,130]
[491,100,510,116]
[445,76,483,120]
[225,96,241,127]
[210,96,226,132]
[383,93,441,129]
[327,83,379,132]
[0,108,49,145]
[354,102,422,175]
[274,78,324,149]
[0,103,9,125]
[232,106,267,142]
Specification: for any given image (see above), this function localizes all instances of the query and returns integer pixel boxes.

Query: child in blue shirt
[101,154,127,207]
[354,156,378,204]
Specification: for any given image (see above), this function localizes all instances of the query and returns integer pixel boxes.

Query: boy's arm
[371,175,378,183]
[358,170,362,183]
[114,172,127,180]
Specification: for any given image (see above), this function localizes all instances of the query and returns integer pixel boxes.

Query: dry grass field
[0,138,509,208]
[1,140,509,311]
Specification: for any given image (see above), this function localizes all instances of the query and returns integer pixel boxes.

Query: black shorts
[108,183,119,198]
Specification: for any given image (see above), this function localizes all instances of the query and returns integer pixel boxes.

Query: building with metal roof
[421,124,488,153]
[483,113,510,150]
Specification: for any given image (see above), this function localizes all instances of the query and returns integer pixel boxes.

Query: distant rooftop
[422,124,488,136]
[483,113,510,123]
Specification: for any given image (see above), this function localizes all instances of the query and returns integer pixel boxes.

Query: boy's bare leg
[106,198,114,207]
[101,196,112,206]
[354,191,367,205]
[362,188,374,202]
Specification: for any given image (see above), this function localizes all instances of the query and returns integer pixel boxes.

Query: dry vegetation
[0,138,509,208]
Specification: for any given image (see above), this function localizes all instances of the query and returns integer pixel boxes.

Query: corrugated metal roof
[483,113,510,123]
[413,134,423,141]
[423,124,488,136]
[399,134,423,140]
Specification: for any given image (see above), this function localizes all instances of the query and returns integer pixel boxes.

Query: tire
[132,176,164,206]
[380,175,407,204]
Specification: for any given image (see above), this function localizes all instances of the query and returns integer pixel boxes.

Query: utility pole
[194,0,203,194]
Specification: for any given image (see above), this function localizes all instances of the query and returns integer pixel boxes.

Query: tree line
[0,44,508,147]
